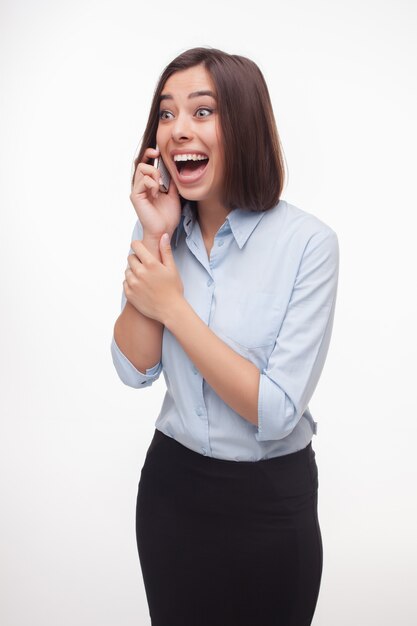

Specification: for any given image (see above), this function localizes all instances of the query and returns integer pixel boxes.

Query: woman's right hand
[130,147,181,241]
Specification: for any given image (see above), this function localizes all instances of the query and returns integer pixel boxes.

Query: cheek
[213,133,225,167]
[156,124,169,149]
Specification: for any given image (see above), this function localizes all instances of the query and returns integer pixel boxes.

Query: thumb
[160,233,173,264]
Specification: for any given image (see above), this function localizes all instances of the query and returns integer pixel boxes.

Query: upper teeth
[173,154,208,162]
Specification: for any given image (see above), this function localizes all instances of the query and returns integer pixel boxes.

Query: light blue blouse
[111,199,339,461]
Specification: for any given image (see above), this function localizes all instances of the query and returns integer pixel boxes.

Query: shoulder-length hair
[131,47,287,212]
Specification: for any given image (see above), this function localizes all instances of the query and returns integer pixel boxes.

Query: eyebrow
[159,90,217,102]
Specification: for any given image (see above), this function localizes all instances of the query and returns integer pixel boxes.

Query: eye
[159,110,174,120]
[195,107,214,118]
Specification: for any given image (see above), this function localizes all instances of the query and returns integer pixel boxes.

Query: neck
[196,198,232,240]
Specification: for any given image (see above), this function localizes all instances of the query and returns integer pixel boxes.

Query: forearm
[113,237,163,373]
[164,298,260,427]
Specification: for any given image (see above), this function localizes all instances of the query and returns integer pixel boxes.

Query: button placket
[195,406,206,419]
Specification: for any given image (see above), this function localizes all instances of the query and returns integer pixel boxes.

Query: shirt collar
[174,202,195,247]
[226,206,267,249]
[174,201,266,249]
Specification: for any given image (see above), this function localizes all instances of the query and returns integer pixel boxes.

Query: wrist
[163,296,190,332]
[142,235,163,259]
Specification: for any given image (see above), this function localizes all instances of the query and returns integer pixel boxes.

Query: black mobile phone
[153,146,171,193]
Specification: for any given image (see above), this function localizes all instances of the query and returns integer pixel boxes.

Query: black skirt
[136,429,323,626]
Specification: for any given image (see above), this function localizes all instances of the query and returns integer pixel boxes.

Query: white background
[1,1,416,624]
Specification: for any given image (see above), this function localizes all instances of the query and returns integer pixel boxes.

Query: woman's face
[156,64,225,209]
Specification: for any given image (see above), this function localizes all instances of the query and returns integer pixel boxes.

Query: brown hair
[131,47,287,212]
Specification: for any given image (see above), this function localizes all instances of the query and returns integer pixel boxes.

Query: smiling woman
[111,46,339,626]
[133,48,285,215]
[155,65,225,212]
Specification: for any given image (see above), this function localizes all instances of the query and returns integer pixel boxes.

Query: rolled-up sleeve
[111,334,162,388]
[110,219,163,388]
[256,228,339,442]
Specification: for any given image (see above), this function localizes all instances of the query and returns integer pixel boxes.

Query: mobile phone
[153,147,171,193]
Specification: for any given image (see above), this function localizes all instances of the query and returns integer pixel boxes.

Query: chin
[177,186,207,203]
[179,191,202,202]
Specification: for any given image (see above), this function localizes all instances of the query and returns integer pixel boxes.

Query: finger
[141,146,159,163]
[123,279,131,296]
[137,163,162,191]
[131,164,149,195]
[131,172,159,199]
[137,162,159,178]
[142,174,159,199]
[130,239,154,264]
[127,253,142,273]
[132,149,159,192]
[124,264,141,293]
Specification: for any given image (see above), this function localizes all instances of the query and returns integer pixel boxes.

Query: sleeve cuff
[255,370,299,442]
[110,335,162,388]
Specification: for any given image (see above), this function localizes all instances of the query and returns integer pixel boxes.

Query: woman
[111,47,339,626]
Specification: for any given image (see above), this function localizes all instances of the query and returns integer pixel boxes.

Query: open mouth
[173,154,209,179]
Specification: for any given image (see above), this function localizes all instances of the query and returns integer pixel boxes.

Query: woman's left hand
[124,233,184,324]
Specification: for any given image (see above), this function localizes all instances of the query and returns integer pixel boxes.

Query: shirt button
[192,365,198,374]
[218,240,224,247]
[201,448,207,456]
[195,407,204,416]
[207,278,213,286]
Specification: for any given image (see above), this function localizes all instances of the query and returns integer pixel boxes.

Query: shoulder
[257,199,339,269]
[263,199,337,241]
[263,199,338,254]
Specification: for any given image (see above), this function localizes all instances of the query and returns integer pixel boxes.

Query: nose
[171,112,193,143]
